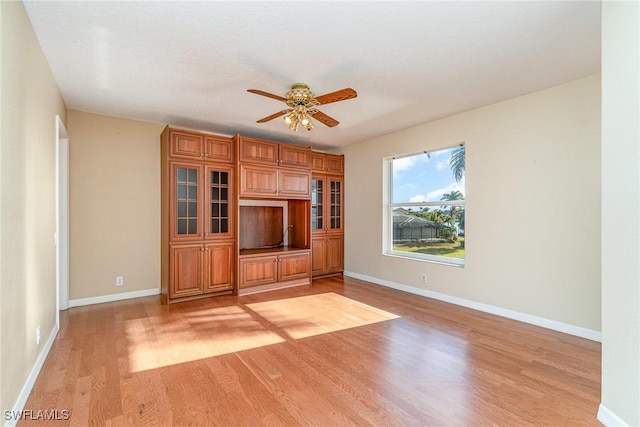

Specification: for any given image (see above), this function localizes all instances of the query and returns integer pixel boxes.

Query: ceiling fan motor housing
[285,84,318,108]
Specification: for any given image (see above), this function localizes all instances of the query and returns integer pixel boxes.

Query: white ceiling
[23,1,601,149]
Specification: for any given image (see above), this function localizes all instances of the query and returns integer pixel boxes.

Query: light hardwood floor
[21,275,601,426]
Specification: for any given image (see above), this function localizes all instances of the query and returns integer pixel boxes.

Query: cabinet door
[239,164,278,197]
[204,165,234,239]
[326,235,344,274]
[311,238,328,276]
[278,252,311,282]
[311,153,327,172]
[279,145,312,169]
[327,177,344,233]
[204,136,233,163]
[278,169,311,198]
[325,154,344,175]
[170,131,204,160]
[239,256,278,289]
[204,241,234,293]
[311,175,325,235]
[170,244,204,298]
[238,137,279,165]
[170,162,203,241]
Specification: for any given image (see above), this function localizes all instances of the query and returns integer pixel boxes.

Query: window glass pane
[221,203,228,217]
[177,168,187,183]
[220,172,228,185]
[188,219,197,234]
[188,202,197,217]
[212,187,219,201]
[392,147,465,204]
[211,171,219,185]
[212,203,219,217]
[211,219,219,233]
[391,205,465,259]
[188,168,197,183]
[388,145,465,264]
[221,219,228,233]
[188,185,197,200]
[177,184,187,200]
[177,202,187,217]
[177,219,187,234]
[221,188,228,201]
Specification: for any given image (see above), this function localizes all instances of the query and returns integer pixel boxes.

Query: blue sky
[392,147,465,204]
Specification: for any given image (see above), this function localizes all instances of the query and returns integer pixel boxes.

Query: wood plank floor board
[19,275,601,426]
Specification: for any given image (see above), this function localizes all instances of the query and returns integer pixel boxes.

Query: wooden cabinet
[238,135,312,169]
[169,161,235,242]
[311,235,344,277]
[161,126,236,304]
[239,165,310,199]
[237,136,312,199]
[312,174,344,235]
[238,250,311,295]
[168,129,233,163]
[169,241,235,299]
[311,153,344,278]
[312,152,344,174]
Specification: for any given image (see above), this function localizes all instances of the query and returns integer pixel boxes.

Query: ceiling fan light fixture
[248,83,357,131]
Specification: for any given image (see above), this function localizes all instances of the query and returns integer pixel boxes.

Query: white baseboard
[343,271,602,342]
[597,404,630,427]
[4,324,59,427]
[68,288,159,308]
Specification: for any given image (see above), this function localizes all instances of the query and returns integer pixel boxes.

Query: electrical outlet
[421,274,427,284]
[36,326,41,345]
[116,276,124,286]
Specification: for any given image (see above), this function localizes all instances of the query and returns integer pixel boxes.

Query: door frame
[55,115,69,323]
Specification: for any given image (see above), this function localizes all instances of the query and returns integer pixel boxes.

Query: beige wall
[68,110,164,300]
[0,0,67,413]
[600,1,640,425]
[342,74,601,332]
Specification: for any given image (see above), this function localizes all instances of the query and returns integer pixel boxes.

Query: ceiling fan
[247,83,357,132]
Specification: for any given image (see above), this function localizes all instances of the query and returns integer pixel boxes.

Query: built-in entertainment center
[160,127,343,304]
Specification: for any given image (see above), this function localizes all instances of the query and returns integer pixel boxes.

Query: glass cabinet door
[311,177,324,232]
[175,165,200,238]
[328,177,343,232]
[205,165,234,239]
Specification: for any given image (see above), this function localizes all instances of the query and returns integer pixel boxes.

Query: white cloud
[392,154,429,177]
[409,194,427,202]
[426,178,465,202]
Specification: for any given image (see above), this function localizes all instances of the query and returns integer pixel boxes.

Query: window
[385,145,465,266]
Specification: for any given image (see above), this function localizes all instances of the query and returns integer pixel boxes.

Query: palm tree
[441,191,464,236]
[449,145,465,182]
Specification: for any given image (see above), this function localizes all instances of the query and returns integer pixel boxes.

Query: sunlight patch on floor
[126,305,284,373]
[246,292,400,339]
[126,293,399,373]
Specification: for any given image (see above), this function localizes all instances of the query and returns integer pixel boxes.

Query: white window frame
[383,147,465,267]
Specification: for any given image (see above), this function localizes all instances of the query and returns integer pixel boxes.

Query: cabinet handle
[201,153,205,157]
[200,233,205,237]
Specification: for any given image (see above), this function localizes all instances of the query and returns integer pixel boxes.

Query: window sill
[383,251,465,268]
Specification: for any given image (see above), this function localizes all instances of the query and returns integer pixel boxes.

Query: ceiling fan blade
[315,88,357,105]
[312,110,340,127]
[247,89,287,102]
[257,109,291,123]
